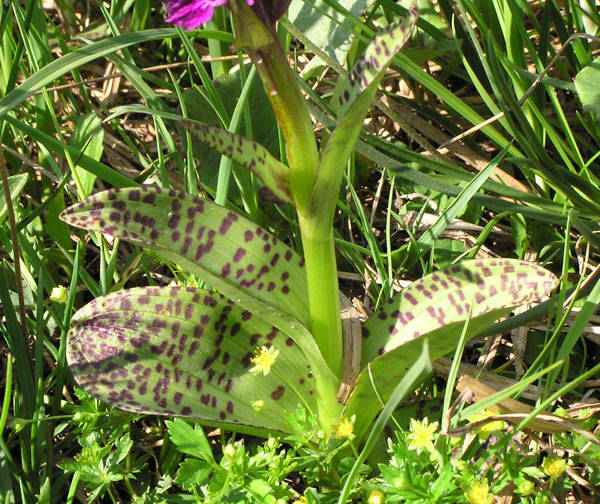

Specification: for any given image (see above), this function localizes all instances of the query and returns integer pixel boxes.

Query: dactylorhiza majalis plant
[60,0,557,444]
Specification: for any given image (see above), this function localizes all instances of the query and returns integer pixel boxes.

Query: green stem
[229,0,343,382]
[300,222,343,380]
[0,354,12,438]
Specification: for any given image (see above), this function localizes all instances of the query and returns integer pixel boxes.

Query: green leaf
[60,186,308,326]
[510,213,528,259]
[432,239,467,268]
[288,0,368,68]
[247,478,275,498]
[4,114,133,188]
[0,173,28,222]
[166,419,214,462]
[574,58,600,119]
[176,459,213,489]
[44,185,72,251]
[180,119,292,204]
[67,286,320,434]
[348,310,508,439]
[346,259,557,439]
[106,435,133,469]
[70,112,105,198]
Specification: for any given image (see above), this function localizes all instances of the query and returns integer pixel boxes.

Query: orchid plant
[60,0,557,445]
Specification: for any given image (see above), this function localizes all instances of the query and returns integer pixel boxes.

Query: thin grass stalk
[0,353,12,439]
[0,148,32,365]
[32,267,47,492]
[52,240,82,414]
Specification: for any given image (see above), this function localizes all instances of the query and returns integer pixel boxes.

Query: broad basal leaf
[60,186,309,327]
[361,259,557,364]
[348,311,515,440]
[346,258,557,440]
[67,286,319,434]
[180,119,292,204]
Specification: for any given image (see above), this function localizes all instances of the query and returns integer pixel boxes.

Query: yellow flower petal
[464,480,494,504]
[542,455,569,479]
[249,345,279,376]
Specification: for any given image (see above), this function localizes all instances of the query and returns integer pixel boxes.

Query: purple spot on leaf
[233,247,246,263]
[271,385,285,400]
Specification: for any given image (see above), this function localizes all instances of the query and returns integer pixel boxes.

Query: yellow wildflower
[367,489,385,504]
[464,480,494,504]
[249,345,279,376]
[542,454,570,479]
[333,416,355,439]
[406,417,438,454]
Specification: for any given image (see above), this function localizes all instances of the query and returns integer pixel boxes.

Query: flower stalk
[229,0,319,211]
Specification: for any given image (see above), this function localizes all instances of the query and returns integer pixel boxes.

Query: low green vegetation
[1,1,600,503]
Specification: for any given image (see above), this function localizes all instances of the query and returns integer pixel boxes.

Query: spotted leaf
[345,258,557,440]
[336,5,419,117]
[60,186,309,327]
[179,119,292,205]
[67,286,320,434]
[361,259,556,365]
[307,7,418,221]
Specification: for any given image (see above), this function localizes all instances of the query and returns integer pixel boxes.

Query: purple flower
[165,0,254,30]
